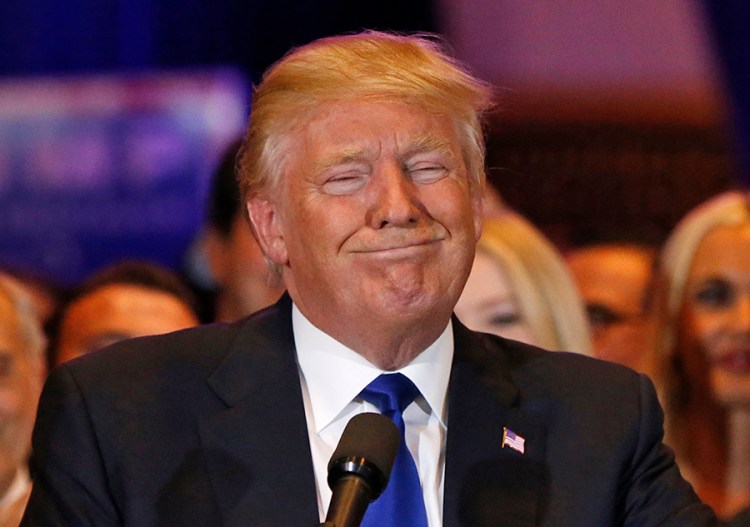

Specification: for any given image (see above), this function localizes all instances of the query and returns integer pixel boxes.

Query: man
[23,32,715,526]
[565,241,656,372]
[0,273,46,527]
[199,139,285,322]
[48,260,200,365]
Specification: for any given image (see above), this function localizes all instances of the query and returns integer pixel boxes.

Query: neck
[297,303,450,370]
[338,319,447,371]
[725,408,750,518]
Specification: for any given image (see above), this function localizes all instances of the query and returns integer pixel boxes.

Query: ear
[246,194,289,266]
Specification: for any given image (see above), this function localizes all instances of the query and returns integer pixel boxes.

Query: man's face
[681,224,750,407]
[56,284,199,364]
[249,100,482,351]
[0,295,43,488]
[566,245,653,371]
[204,213,284,321]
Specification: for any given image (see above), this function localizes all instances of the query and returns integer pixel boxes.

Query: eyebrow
[312,133,458,176]
[402,133,457,160]
[313,147,372,176]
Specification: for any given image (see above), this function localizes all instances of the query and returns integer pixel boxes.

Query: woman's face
[680,223,750,407]
[454,250,537,345]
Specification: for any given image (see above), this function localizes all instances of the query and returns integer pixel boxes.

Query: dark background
[0,0,435,82]
[1,0,749,284]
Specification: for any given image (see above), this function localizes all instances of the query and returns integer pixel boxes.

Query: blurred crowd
[1,138,749,525]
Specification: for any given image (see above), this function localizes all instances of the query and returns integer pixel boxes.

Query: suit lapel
[195,301,548,526]
[443,320,547,527]
[198,295,320,527]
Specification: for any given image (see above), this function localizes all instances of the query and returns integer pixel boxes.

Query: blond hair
[651,191,750,448]
[237,30,494,200]
[477,212,593,355]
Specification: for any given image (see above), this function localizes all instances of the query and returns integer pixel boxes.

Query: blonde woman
[651,191,750,521]
[455,209,593,355]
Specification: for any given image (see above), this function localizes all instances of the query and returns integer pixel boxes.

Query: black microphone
[324,412,399,527]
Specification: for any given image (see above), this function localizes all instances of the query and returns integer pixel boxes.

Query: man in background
[565,240,656,371]
[0,273,45,527]
[198,140,284,322]
[48,260,200,366]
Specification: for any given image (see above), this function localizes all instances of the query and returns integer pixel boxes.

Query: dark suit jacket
[22,295,716,526]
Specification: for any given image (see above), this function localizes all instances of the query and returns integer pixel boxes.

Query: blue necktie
[358,373,429,527]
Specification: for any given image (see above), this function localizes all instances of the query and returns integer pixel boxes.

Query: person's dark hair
[568,225,663,250]
[206,139,244,237]
[46,260,199,368]
[77,260,199,309]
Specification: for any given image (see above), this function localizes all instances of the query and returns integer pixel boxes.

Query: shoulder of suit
[468,329,642,393]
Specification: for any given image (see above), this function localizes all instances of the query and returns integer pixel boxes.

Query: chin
[711,373,750,408]
[376,284,452,315]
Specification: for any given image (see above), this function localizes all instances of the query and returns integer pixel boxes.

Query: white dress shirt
[293,304,453,527]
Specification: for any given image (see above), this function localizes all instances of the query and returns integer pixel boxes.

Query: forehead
[567,246,653,300]
[64,284,193,331]
[288,99,462,161]
[690,224,750,280]
[568,246,652,276]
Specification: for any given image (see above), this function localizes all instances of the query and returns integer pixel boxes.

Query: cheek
[0,382,34,428]
[682,307,725,357]
[506,324,537,347]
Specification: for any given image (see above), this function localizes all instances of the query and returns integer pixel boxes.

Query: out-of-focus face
[56,284,199,364]
[0,295,43,490]
[566,245,654,371]
[681,224,750,407]
[248,100,482,366]
[454,250,536,345]
[205,213,284,321]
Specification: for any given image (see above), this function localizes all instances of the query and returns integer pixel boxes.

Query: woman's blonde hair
[237,30,495,200]
[651,191,750,451]
[477,212,593,355]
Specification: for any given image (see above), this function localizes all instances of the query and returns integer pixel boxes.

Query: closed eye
[322,171,368,195]
[488,313,522,326]
[407,163,448,184]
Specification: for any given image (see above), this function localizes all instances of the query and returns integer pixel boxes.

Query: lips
[360,238,441,253]
[713,350,750,374]
[347,228,447,254]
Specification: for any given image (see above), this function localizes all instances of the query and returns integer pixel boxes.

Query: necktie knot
[360,373,420,417]
[357,373,428,527]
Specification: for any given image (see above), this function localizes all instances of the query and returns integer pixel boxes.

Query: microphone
[324,412,399,527]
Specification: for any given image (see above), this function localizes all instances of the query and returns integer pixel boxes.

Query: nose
[366,162,423,229]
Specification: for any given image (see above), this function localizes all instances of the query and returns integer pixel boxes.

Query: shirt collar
[293,303,453,434]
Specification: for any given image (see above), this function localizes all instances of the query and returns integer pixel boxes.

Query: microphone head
[327,412,399,499]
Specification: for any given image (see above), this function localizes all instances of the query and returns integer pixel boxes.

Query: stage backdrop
[0,69,248,285]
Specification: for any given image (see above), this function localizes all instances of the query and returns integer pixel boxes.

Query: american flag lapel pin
[502,427,525,454]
